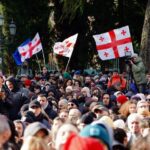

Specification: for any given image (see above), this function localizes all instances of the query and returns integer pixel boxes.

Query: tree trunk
[140,0,150,73]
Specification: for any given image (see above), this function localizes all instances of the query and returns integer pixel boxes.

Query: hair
[55,123,79,150]
[127,113,142,128]
[131,135,150,150]
[21,136,48,150]
[114,128,127,144]
[139,118,150,129]
[119,100,137,118]
[0,115,10,134]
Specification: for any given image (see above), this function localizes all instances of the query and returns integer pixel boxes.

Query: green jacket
[131,56,147,85]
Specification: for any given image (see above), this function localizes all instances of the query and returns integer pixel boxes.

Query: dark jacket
[35,113,51,129]
[44,104,57,120]
[5,77,29,120]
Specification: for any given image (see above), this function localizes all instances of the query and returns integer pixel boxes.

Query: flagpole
[41,48,46,67]
[36,54,41,73]
[65,52,73,72]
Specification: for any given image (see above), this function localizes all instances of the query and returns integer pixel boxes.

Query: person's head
[112,70,119,77]
[131,53,138,63]
[92,105,109,119]
[0,115,11,148]
[34,85,41,94]
[119,100,137,118]
[113,128,127,146]
[139,118,150,137]
[37,94,48,108]
[116,95,128,107]
[42,66,48,74]
[55,124,79,150]
[21,136,48,150]
[85,76,92,84]
[52,117,65,132]
[65,86,73,94]
[13,120,25,138]
[5,76,18,91]
[0,74,4,85]
[68,109,81,124]
[127,113,142,134]
[136,100,149,117]
[102,93,110,106]
[80,123,111,150]
[24,122,49,139]
[77,113,94,130]
[58,99,68,110]
[29,100,42,117]
[81,87,91,97]
[67,99,78,110]
[0,88,6,100]
[59,110,69,121]
[61,133,105,150]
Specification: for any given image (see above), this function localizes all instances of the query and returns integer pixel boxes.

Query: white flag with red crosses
[18,33,43,62]
[53,34,78,58]
[93,26,134,60]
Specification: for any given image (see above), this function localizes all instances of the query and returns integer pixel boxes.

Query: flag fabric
[93,26,134,60]
[12,39,31,65]
[53,33,78,58]
[18,33,43,62]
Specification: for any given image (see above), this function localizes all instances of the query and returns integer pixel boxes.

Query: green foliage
[0,0,148,72]
[60,0,85,23]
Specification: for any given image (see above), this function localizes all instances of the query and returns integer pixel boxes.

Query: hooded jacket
[131,56,147,85]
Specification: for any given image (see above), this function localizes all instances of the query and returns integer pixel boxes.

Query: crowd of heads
[0,66,149,150]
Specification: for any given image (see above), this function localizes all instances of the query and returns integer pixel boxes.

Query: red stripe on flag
[28,39,41,57]
[96,30,132,58]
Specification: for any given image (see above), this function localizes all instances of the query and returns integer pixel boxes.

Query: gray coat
[131,56,147,85]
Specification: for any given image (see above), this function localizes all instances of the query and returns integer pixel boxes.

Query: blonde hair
[21,136,48,150]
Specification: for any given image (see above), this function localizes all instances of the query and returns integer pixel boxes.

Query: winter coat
[44,104,57,120]
[131,56,147,85]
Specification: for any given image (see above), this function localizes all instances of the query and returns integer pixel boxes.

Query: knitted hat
[68,99,79,107]
[63,72,72,79]
[62,133,104,150]
[80,124,110,150]
[116,95,128,105]
[24,79,31,86]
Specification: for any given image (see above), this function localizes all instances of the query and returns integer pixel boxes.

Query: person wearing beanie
[67,99,79,110]
[61,133,104,150]
[116,95,128,106]
[80,123,111,150]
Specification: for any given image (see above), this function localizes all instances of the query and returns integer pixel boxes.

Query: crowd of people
[0,54,150,150]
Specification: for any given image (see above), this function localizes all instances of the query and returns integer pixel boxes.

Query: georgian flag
[18,33,43,62]
[93,26,134,60]
[53,34,78,58]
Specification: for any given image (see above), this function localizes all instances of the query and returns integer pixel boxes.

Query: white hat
[131,53,138,58]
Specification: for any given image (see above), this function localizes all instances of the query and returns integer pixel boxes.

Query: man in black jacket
[37,94,57,120]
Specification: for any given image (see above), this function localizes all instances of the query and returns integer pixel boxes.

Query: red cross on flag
[18,33,43,62]
[93,26,134,60]
[53,34,78,58]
